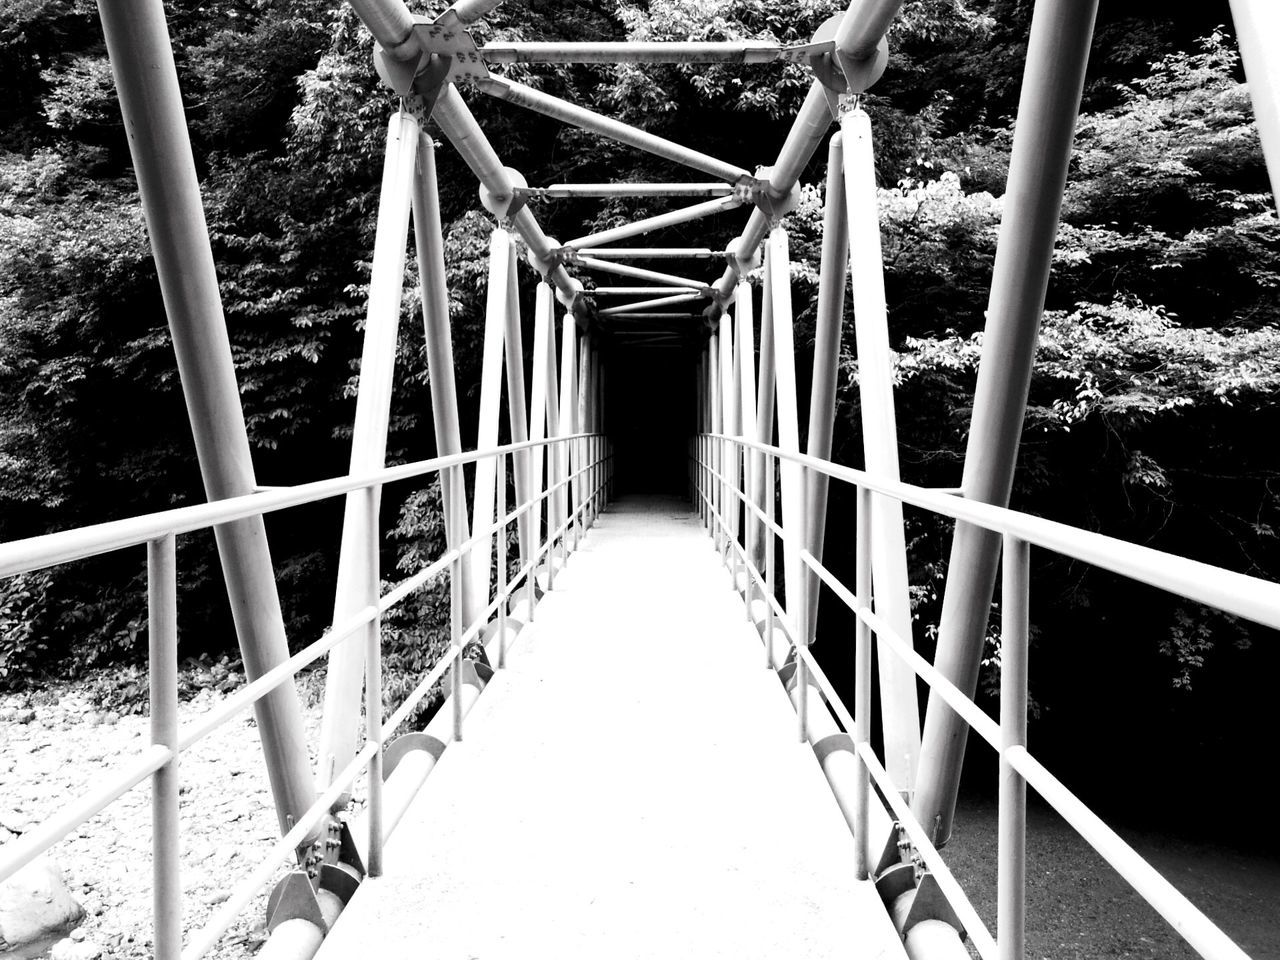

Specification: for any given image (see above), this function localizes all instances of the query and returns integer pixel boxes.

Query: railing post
[363,485,384,877]
[450,537,464,742]
[765,454,777,669]
[853,485,872,881]
[497,453,508,669]
[548,441,558,592]
[795,460,810,743]
[148,534,180,960]
[999,534,1030,960]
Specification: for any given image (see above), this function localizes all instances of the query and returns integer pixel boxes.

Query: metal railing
[0,432,612,960]
[694,432,1265,960]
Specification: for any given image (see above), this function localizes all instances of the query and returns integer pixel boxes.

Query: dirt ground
[4,672,1277,959]
[945,793,1280,959]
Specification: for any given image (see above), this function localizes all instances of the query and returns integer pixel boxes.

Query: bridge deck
[318,496,905,959]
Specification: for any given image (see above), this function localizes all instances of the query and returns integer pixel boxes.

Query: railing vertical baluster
[527,449,537,623]
[363,485,384,876]
[999,534,1030,960]
[497,453,508,669]
[853,484,872,881]
[765,454,776,669]
[549,439,558,591]
[148,534,180,960]
[796,460,810,743]
[450,515,464,741]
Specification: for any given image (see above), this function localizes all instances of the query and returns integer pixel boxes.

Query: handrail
[0,433,595,580]
[0,433,613,960]
[693,433,1259,960]
[706,432,1280,632]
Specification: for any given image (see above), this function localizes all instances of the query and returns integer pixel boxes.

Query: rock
[0,854,84,955]
[13,708,35,724]
[101,712,118,726]
[50,936,103,960]
[0,807,28,834]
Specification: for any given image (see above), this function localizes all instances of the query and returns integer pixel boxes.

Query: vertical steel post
[708,331,722,553]
[503,244,534,570]
[718,309,739,550]
[470,229,512,624]
[766,228,805,638]
[451,542,464,742]
[148,534,179,960]
[97,0,316,835]
[736,282,758,583]
[557,313,578,565]
[319,110,418,792]
[529,284,554,585]
[998,535,1030,960]
[414,132,472,618]
[497,452,508,668]
[803,134,849,649]
[544,308,563,588]
[363,486,384,877]
[765,454,777,669]
[853,485,872,880]
[753,258,777,575]
[1229,0,1280,209]
[842,107,922,793]
[913,0,1098,845]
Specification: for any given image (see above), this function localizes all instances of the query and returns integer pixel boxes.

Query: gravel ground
[1,669,339,960]
[5,670,1278,960]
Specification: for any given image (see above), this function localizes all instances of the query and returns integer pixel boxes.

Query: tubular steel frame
[694,434,1264,960]
[0,433,612,960]
[8,0,1279,957]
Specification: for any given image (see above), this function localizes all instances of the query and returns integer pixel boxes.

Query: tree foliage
[0,0,1275,811]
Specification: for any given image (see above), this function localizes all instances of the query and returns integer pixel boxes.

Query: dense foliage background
[2,0,1277,835]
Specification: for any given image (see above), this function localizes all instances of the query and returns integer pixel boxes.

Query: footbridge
[2,0,1279,959]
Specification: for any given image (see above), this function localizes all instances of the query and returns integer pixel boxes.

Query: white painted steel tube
[566,195,742,249]
[479,77,753,183]
[833,0,904,62]
[842,107,921,791]
[431,86,579,303]
[712,433,1280,647]
[480,41,789,64]
[802,135,848,650]
[451,0,503,25]
[149,535,181,960]
[414,132,474,618]
[575,256,706,288]
[914,0,1099,846]
[853,487,872,881]
[532,183,733,198]
[96,0,317,837]
[576,247,718,258]
[590,286,701,295]
[1229,0,1280,209]
[347,0,420,61]
[319,109,418,795]
[363,487,385,877]
[599,293,704,314]
[998,536,1029,960]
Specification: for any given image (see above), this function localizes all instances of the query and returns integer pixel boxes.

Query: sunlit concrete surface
[318,496,906,959]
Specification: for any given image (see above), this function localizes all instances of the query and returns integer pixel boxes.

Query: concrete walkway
[318,496,906,960]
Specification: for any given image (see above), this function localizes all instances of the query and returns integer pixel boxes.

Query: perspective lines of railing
[0,433,612,960]
[693,433,1268,960]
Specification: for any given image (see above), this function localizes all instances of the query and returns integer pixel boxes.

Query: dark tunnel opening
[604,344,696,497]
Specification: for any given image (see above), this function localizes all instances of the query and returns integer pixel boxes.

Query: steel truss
[67,0,1280,957]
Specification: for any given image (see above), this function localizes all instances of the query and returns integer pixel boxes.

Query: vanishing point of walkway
[317,497,905,959]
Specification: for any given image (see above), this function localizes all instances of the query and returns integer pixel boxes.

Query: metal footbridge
[3,0,1280,959]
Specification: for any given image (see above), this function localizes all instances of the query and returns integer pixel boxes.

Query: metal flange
[266,871,327,934]
[383,731,447,780]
